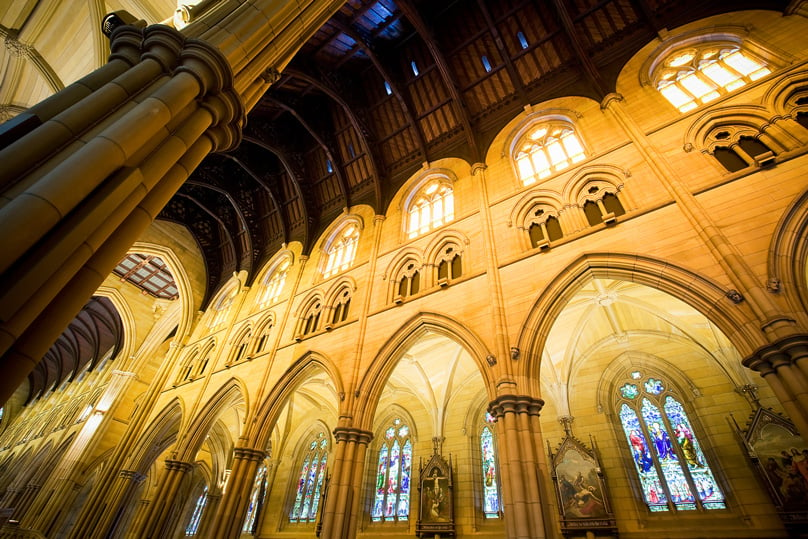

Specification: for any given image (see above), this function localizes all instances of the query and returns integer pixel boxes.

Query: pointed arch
[127,398,184,473]
[178,378,248,461]
[355,312,494,428]
[563,164,630,207]
[251,352,345,450]
[768,188,808,320]
[516,253,765,395]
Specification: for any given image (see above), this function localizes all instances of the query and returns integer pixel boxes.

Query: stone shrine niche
[734,407,808,533]
[549,428,617,537]
[416,451,454,537]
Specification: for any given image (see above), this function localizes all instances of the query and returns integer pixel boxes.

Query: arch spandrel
[516,252,765,396]
[249,351,345,451]
[353,312,496,430]
[176,378,248,462]
[768,188,808,325]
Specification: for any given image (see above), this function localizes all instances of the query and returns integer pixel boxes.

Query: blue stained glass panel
[620,383,639,399]
[664,396,725,508]
[398,440,412,519]
[481,426,500,517]
[386,441,401,518]
[619,403,669,511]
[185,486,208,536]
[645,378,664,395]
[244,465,267,532]
[372,445,388,520]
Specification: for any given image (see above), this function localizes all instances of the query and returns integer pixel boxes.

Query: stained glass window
[617,373,725,512]
[290,431,329,523]
[655,44,771,112]
[242,464,267,533]
[372,418,412,522]
[323,223,360,278]
[407,180,454,239]
[185,485,208,536]
[514,122,585,186]
[480,425,500,518]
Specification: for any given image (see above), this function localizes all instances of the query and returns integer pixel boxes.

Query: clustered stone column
[319,427,373,539]
[489,395,548,539]
[205,447,266,539]
[137,459,195,538]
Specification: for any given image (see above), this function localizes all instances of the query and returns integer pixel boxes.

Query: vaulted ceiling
[160,0,787,304]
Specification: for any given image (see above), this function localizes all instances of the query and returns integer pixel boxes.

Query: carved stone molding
[333,427,373,446]
[742,333,808,374]
[488,394,545,419]
[233,447,267,462]
[164,459,195,473]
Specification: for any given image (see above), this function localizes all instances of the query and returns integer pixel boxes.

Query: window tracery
[514,122,586,186]
[290,431,329,523]
[617,371,725,512]
[395,261,421,301]
[436,245,463,284]
[323,223,360,278]
[210,285,238,330]
[259,258,291,308]
[525,206,563,248]
[298,298,323,338]
[580,184,625,226]
[655,43,771,112]
[406,179,454,239]
[329,288,352,327]
[703,126,776,172]
[372,417,413,522]
[243,463,268,534]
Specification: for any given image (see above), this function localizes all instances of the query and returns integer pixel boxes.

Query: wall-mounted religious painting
[734,407,808,532]
[549,434,617,537]
[416,451,454,537]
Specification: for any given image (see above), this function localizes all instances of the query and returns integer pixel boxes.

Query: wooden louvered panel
[572,0,639,48]
[418,102,457,143]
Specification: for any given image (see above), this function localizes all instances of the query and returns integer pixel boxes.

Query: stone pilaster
[319,427,372,539]
[205,447,265,539]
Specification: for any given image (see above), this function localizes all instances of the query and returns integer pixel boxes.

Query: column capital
[470,162,488,175]
[233,447,266,462]
[600,92,624,109]
[333,427,373,446]
[743,333,808,372]
[488,394,544,419]
[164,459,195,473]
[119,469,147,483]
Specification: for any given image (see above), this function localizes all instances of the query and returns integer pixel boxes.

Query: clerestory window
[323,224,360,278]
[407,179,454,239]
[514,122,585,186]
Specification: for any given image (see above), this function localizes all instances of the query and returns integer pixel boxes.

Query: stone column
[137,459,194,539]
[102,470,148,539]
[489,395,547,539]
[205,447,265,539]
[0,0,346,405]
[9,483,40,520]
[196,491,221,538]
[319,427,372,539]
[744,335,808,435]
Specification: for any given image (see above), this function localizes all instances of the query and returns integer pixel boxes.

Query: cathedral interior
[0,0,808,537]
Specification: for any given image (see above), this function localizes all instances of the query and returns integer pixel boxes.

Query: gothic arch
[354,312,495,428]
[768,188,808,323]
[562,164,630,207]
[178,378,247,461]
[509,190,565,228]
[683,106,794,153]
[251,351,345,450]
[516,253,765,395]
[126,399,184,474]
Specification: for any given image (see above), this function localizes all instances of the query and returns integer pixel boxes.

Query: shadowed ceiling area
[30,296,123,402]
[162,0,786,304]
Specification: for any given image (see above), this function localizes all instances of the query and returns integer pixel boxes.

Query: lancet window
[372,418,413,522]
[185,485,208,536]
[407,178,454,239]
[242,464,268,534]
[617,371,725,512]
[655,43,771,112]
[436,245,462,284]
[329,288,352,326]
[514,122,586,186]
[480,412,500,518]
[395,261,421,301]
[259,258,291,308]
[289,431,329,523]
[323,223,360,278]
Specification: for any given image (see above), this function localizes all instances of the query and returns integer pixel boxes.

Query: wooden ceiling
[161,0,786,305]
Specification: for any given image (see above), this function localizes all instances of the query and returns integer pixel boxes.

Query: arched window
[581,185,625,226]
[185,485,208,536]
[243,463,268,534]
[514,122,585,186]
[230,329,251,365]
[436,245,462,284]
[407,179,454,239]
[617,371,725,512]
[703,126,777,172]
[298,299,323,338]
[323,223,360,278]
[259,258,291,308]
[480,412,500,518]
[525,206,563,248]
[395,261,421,302]
[654,43,771,113]
[372,417,413,522]
[329,288,351,326]
[210,286,238,329]
[290,431,329,523]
